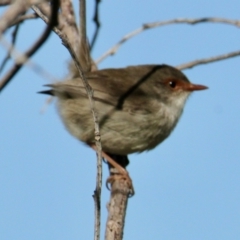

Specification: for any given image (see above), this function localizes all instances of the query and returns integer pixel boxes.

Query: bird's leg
[90,145,134,196]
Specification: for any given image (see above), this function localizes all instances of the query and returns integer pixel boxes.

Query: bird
[39,64,208,195]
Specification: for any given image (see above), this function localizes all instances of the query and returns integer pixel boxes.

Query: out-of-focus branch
[96,17,240,64]
[0,34,57,82]
[34,7,103,238]
[177,50,240,70]
[0,0,12,6]
[79,0,92,72]
[0,0,38,36]
[56,31,103,233]
[90,0,101,51]
[33,1,79,54]
[60,0,79,54]
[0,23,20,73]
[0,0,60,92]
[10,13,38,27]
[32,5,62,39]
[79,1,102,240]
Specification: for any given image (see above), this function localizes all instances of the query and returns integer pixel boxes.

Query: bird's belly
[98,113,176,155]
[58,100,178,155]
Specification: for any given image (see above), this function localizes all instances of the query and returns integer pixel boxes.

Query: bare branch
[10,13,38,27]
[32,4,70,42]
[93,189,101,240]
[59,0,79,53]
[0,0,38,36]
[38,5,104,236]
[177,50,240,70]
[0,35,57,82]
[96,17,240,64]
[79,1,102,240]
[79,0,86,41]
[0,23,20,73]
[0,0,12,6]
[105,165,129,240]
[90,0,101,51]
[0,0,60,92]
[58,33,103,219]
[79,0,92,72]
[34,1,80,56]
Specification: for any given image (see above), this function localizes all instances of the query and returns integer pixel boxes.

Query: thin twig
[177,50,240,70]
[59,0,79,53]
[0,0,11,6]
[60,34,103,220]
[80,0,87,42]
[0,23,20,73]
[96,17,240,64]
[90,0,101,51]
[35,3,103,238]
[79,1,102,240]
[79,0,98,72]
[0,35,57,82]
[10,13,38,27]
[62,33,103,240]
[31,5,64,40]
[79,0,91,72]
[0,0,37,37]
[0,0,60,92]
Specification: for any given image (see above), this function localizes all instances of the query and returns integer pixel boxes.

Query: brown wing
[46,64,187,113]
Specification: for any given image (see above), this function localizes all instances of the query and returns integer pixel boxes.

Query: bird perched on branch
[39,64,207,195]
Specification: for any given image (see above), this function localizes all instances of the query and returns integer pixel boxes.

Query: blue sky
[1,0,240,239]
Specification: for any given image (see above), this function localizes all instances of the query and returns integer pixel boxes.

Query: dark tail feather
[37,89,54,96]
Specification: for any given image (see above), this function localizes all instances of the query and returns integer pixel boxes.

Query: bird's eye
[169,81,176,88]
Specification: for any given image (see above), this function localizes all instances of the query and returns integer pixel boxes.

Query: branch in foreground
[34,1,79,54]
[0,0,38,36]
[0,0,60,92]
[177,50,240,70]
[0,23,20,73]
[0,35,57,82]
[79,1,103,240]
[10,13,38,27]
[96,17,240,64]
[60,37,103,240]
[32,7,103,240]
[59,0,79,54]
[79,1,102,240]
[79,0,93,72]
[0,0,11,6]
[90,0,101,51]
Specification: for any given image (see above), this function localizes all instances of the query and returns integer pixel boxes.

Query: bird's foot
[90,144,134,197]
[106,170,135,197]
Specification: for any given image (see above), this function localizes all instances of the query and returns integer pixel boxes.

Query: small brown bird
[39,64,207,194]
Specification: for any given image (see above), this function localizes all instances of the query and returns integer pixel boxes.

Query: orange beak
[183,83,208,91]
